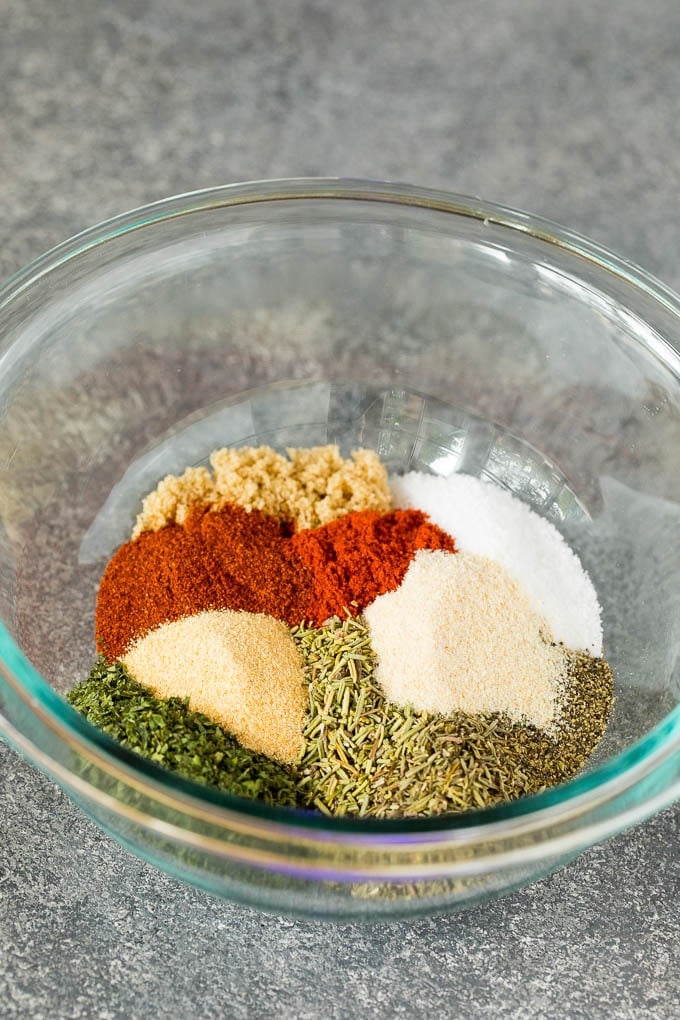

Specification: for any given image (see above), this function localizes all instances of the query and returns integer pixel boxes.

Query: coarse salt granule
[123,609,307,763]
[364,549,569,731]
[390,471,602,656]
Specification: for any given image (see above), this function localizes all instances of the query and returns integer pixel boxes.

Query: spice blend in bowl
[70,444,614,817]
[4,181,679,918]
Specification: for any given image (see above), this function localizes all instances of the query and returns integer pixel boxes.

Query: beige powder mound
[364,549,568,732]
[122,609,307,763]
[132,444,391,537]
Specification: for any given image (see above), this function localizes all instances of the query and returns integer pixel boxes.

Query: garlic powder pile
[364,549,569,731]
[123,609,307,763]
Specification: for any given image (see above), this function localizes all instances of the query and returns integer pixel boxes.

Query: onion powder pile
[123,608,307,763]
[364,549,568,730]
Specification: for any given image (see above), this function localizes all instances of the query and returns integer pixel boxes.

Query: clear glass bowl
[0,179,679,921]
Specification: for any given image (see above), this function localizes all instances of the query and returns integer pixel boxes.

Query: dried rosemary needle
[291,615,613,819]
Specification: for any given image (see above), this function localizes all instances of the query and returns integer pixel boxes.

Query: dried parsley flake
[68,658,298,806]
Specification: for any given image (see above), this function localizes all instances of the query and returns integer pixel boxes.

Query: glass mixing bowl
[0,179,679,921]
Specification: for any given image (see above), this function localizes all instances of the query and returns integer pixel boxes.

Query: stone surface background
[1,1,679,1017]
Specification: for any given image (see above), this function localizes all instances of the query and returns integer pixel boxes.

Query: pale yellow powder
[132,444,391,537]
[364,549,568,732]
[122,609,307,763]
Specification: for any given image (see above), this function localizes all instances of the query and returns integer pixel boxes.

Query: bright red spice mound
[289,509,455,625]
[95,504,455,659]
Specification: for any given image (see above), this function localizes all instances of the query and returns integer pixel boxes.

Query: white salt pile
[390,471,602,656]
[123,609,307,763]
[364,549,568,730]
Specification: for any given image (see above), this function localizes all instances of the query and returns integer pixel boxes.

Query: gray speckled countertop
[1,2,679,1017]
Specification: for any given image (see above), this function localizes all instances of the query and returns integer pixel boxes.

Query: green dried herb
[291,616,614,818]
[68,658,298,806]
[69,623,614,819]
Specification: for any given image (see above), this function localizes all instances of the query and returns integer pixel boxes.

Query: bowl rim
[1,176,679,861]
[4,176,680,322]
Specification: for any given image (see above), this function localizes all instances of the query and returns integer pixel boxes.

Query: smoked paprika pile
[71,443,615,819]
[96,503,454,659]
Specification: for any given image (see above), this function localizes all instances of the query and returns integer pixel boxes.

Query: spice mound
[123,609,307,763]
[72,445,616,819]
[364,549,568,731]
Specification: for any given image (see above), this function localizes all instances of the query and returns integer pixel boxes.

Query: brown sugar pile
[132,445,392,537]
[122,609,307,763]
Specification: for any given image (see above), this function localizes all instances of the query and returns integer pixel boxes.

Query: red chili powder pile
[95,504,455,659]
[290,509,455,625]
